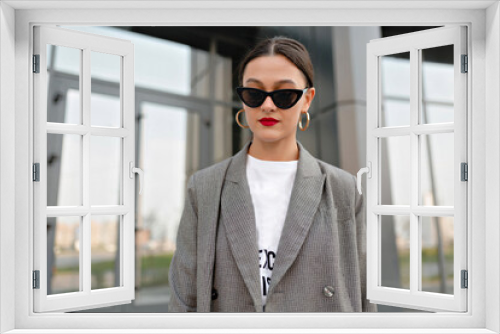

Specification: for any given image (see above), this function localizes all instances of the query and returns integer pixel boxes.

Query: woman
[168,36,376,313]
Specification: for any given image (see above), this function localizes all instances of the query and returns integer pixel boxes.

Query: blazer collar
[221,139,326,309]
[226,139,323,183]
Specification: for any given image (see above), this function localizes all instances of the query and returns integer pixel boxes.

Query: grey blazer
[168,140,377,313]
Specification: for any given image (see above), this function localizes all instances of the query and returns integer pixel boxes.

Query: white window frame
[365,25,468,312]
[33,25,136,313]
[0,1,498,333]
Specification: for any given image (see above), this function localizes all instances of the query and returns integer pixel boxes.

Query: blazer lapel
[221,139,327,310]
[267,141,326,295]
[222,140,263,311]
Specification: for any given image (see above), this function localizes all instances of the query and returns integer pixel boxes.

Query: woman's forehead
[244,78,298,86]
[243,56,306,87]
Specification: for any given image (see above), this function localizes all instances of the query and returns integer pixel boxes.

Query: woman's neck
[247,138,299,161]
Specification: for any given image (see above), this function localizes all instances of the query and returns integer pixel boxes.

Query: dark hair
[237,36,314,88]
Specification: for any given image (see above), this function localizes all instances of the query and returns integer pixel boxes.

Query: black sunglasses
[236,87,309,109]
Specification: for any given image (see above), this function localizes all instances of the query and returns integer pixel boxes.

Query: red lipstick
[259,118,279,126]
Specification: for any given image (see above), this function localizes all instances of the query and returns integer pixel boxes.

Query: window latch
[129,162,144,195]
[356,161,372,195]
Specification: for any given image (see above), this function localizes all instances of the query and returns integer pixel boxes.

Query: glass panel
[380,136,410,205]
[420,133,454,206]
[380,52,410,127]
[91,51,121,128]
[65,89,82,125]
[135,102,192,301]
[47,45,81,124]
[421,216,454,294]
[90,136,121,206]
[48,216,80,295]
[381,215,410,290]
[91,51,121,83]
[53,44,81,76]
[190,49,211,99]
[47,134,82,206]
[91,93,121,128]
[91,215,120,290]
[421,45,454,124]
[60,26,192,96]
[422,104,454,124]
[381,100,411,127]
[214,56,232,101]
[134,36,191,96]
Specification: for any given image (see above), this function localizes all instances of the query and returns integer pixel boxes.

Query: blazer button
[323,286,335,298]
[211,288,218,300]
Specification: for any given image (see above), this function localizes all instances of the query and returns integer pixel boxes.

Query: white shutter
[33,25,136,312]
[364,26,467,312]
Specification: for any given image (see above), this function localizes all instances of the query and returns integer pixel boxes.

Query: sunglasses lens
[237,88,304,109]
[240,89,264,107]
[273,90,300,109]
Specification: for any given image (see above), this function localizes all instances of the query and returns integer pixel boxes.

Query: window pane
[382,100,411,127]
[190,49,210,99]
[381,215,410,290]
[90,136,121,205]
[65,89,83,125]
[380,136,410,205]
[136,102,193,303]
[91,51,121,83]
[91,93,121,128]
[48,45,81,124]
[60,26,192,96]
[47,134,82,206]
[141,102,189,235]
[91,215,120,290]
[421,216,454,294]
[91,51,121,128]
[53,44,81,76]
[380,52,410,127]
[420,133,454,206]
[422,104,454,124]
[421,45,454,124]
[48,216,80,295]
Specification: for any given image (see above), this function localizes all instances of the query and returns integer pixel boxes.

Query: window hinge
[33,54,40,73]
[461,54,468,73]
[33,270,40,289]
[461,270,468,289]
[33,163,40,182]
[461,162,468,181]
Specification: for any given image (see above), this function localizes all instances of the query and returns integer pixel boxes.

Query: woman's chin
[252,132,287,144]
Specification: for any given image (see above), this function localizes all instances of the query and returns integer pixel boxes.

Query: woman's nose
[261,95,276,110]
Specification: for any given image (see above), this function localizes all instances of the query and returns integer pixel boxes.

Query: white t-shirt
[246,153,298,307]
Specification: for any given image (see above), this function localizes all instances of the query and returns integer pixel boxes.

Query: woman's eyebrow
[245,78,297,86]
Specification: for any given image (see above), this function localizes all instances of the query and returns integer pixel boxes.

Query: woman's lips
[259,119,279,126]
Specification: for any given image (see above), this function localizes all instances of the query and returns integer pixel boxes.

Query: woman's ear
[304,87,316,110]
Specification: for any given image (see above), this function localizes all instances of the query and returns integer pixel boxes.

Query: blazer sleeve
[168,174,198,312]
[353,175,378,312]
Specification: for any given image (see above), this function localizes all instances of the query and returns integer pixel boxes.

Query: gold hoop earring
[235,109,250,129]
[298,111,310,131]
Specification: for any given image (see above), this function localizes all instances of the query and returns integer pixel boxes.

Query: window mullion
[410,47,419,294]
[82,47,91,294]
